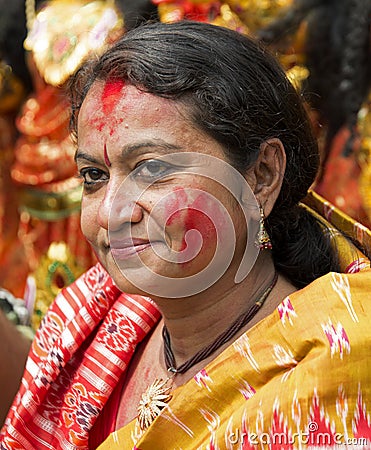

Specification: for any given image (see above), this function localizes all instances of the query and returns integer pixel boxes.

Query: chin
[100,249,214,298]
[112,272,158,298]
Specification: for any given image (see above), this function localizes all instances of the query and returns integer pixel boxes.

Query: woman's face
[76,81,255,297]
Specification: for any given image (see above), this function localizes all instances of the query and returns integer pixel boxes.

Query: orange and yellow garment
[101,267,371,449]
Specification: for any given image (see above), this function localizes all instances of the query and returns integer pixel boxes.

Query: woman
[2,21,371,449]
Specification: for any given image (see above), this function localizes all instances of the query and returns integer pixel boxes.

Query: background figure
[5,0,125,329]
[0,0,32,298]
[256,0,371,226]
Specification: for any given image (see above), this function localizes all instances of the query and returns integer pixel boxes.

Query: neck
[152,253,295,370]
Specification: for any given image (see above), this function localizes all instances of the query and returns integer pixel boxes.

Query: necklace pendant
[137,377,173,431]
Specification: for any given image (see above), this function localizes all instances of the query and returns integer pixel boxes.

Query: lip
[110,238,152,260]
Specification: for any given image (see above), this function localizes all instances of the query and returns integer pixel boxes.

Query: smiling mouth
[110,238,152,260]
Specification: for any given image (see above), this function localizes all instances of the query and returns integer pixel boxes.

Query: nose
[97,182,143,231]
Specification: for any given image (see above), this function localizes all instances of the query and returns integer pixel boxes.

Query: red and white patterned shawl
[0,263,160,449]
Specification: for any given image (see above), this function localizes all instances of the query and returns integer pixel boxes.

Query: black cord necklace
[136,271,278,432]
[163,271,278,374]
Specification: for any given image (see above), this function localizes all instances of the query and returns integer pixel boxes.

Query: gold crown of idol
[24,0,123,86]
[156,0,293,33]
[221,0,293,32]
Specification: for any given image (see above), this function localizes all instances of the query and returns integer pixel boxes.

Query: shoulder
[291,269,371,321]
[240,268,371,383]
[272,269,371,351]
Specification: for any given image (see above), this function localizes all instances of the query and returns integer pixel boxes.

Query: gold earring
[256,206,272,250]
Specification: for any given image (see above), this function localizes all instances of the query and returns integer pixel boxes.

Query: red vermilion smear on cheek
[101,79,126,115]
[165,187,189,226]
[164,188,219,263]
[182,193,217,253]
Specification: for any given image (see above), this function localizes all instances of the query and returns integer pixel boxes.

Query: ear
[246,138,286,217]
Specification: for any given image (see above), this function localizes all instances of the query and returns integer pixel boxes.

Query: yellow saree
[100,192,371,450]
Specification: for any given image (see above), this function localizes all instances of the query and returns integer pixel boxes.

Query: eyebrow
[75,140,183,164]
[120,140,182,160]
[74,150,99,164]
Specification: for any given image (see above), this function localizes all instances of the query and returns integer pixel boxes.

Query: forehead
[79,80,185,126]
[77,80,226,161]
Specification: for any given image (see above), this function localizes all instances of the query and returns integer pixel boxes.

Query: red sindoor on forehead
[103,143,111,167]
[101,79,126,115]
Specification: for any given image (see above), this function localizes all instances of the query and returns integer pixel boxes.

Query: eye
[79,167,108,187]
[133,159,175,180]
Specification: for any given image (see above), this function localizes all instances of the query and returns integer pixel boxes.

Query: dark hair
[69,20,339,287]
[116,0,158,31]
[258,0,371,156]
